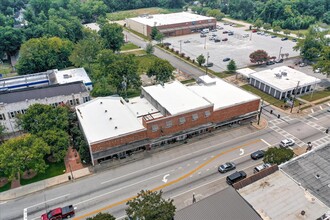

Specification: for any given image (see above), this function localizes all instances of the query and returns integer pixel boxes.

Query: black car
[200,34,207,38]
[223,57,230,62]
[214,38,221,42]
[218,162,236,173]
[250,150,265,160]
[281,37,288,41]
[266,61,275,65]
[292,38,297,42]
[204,62,214,67]
[228,32,234,36]
[226,171,246,185]
[163,42,171,46]
[275,59,283,63]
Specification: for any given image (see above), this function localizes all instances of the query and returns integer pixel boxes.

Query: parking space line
[320,106,323,110]
[311,109,314,113]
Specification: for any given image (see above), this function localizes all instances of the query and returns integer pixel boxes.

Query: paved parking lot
[164,22,300,72]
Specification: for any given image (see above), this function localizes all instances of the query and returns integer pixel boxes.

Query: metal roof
[0,82,87,104]
[281,144,330,207]
[174,187,262,220]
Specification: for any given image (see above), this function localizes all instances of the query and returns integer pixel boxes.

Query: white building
[0,82,91,133]
[249,66,321,99]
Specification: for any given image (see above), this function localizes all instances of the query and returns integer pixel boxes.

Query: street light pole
[278,47,283,60]
[257,99,264,125]
[206,52,209,75]
[290,81,300,113]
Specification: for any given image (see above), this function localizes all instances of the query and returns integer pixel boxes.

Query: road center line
[73,139,262,220]
[76,170,175,206]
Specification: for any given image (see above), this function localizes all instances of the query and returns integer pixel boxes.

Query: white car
[279,138,295,148]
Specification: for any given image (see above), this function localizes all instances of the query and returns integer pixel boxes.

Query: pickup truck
[41,205,75,220]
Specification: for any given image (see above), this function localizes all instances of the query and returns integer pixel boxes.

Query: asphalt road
[1,106,330,220]
[124,30,206,79]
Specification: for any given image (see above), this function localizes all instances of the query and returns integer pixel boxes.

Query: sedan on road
[250,150,265,160]
[218,162,236,173]
[223,57,231,62]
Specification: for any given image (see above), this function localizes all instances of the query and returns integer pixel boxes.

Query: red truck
[41,205,75,220]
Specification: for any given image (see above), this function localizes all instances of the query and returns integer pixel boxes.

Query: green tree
[126,190,176,220]
[272,25,281,34]
[18,104,69,134]
[263,23,272,31]
[0,123,6,144]
[314,46,330,78]
[147,58,174,83]
[99,23,124,52]
[146,43,154,54]
[0,134,50,180]
[87,213,115,220]
[69,34,103,71]
[263,147,294,165]
[196,54,206,66]
[16,37,74,75]
[150,26,159,40]
[155,32,164,43]
[206,9,225,21]
[254,19,263,30]
[227,60,237,73]
[249,50,269,64]
[39,129,69,162]
[0,26,24,63]
[283,29,291,36]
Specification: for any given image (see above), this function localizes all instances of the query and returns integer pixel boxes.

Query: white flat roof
[237,68,256,78]
[55,68,91,85]
[250,66,321,91]
[239,171,329,220]
[189,76,259,110]
[76,97,146,144]
[129,12,214,27]
[142,81,212,115]
[127,97,163,123]
[83,23,100,32]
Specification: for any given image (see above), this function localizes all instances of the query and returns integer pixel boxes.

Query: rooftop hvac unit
[281,71,287,76]
[63,74,72,79]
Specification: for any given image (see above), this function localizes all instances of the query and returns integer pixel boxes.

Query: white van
[202,28,209,33]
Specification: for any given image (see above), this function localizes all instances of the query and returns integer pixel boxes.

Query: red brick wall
[91,130,147,153]
[144,106,214,139]
[211,100,260,123]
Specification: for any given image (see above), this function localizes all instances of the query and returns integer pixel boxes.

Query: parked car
[217,26,224,30]
[211,29,217,32]
[250,150,265,160]
[271,35,277,38]
[204,62,214,67]
[200,34,207,38]
[218,162,236,173]
[223,31,228,34]
[254,163,271,173]
[163,42,171,46]
[314,68,321,73]
[266,61,275,65]
[214,38,221,42]
[223,57,230,62]
[292,38,297,42]
[222,38,228,41]
[228,32,234,36]
[288,65,295,69]
[281,37,288,41]
[183,40,190,43]
[275,59,283,63]
[327,108,330,112]
[226,171,246,185]
[279,138,295,148]
[252,29,257,33]
[299,63,307,67]
[257,32,262,35]
[264,33,270,36]
[243,33,249,38]
[209,36,215,40]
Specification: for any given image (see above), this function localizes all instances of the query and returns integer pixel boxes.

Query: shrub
[170,48,174,52]
[180,53,185,57]
[186,56,190,61]
[175,50,179,54]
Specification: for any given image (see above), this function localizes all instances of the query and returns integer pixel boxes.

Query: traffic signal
[326,129,329,134]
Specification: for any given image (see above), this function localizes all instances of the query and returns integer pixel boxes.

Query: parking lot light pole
[278,47,283,60]
[206,52,210,75]
[179,40,182,54]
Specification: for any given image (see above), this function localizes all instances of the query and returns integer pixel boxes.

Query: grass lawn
[241,84,302,108]
[134,54,160,75]
[107,7,181,21]
[124,50,147,56]
[299,89,330,102]
[124,27,150,41]
[0,61,14,77]
[20,161,65,186]
[181,78,196,84]
[120,42,140,51]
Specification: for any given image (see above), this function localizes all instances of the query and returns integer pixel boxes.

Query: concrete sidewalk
[0,168,91,201]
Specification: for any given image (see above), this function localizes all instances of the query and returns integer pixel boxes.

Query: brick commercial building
[126,12,216,37]
[76,76,260,165]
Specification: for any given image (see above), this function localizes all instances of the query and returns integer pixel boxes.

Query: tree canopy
[99,23,124,52]
[0,26,24,58]
[249,50,269,64]
[196,54,206,66]
[0,134,50,180]
[126,190,176,220]
[147,58,174,83]
[263,147,294,165]
[227,60,237,73]
[87,213,115,220]
[16,36,74,75]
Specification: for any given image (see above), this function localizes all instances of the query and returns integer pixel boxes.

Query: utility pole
[206,52,209,75]
[204,37,207,49]
[278,47,282,60]
[257,99,264,125]
[179,40,182,54]
[290,81,300,113]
